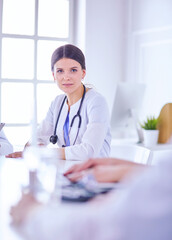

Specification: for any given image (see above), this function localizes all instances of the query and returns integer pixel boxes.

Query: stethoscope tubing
[53,96,67,136]
[50,84,86,146]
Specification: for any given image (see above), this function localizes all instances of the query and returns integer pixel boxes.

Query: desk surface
[0,157,26,240]
[111,138,172,151]
[0,157,80,240]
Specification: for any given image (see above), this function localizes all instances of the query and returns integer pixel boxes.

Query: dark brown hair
[51,44,86,71]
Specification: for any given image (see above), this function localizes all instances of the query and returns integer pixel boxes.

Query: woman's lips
[63,84,73,87]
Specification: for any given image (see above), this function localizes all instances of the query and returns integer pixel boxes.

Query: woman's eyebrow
[55,66,79,70]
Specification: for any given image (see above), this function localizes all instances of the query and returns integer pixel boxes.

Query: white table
[111,138,172,165]
[0,156,80,240]
[0,157,26,240]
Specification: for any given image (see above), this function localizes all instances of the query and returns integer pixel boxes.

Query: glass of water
[23,146,61,203]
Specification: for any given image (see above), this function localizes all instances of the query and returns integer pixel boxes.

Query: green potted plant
[141,116,159,147]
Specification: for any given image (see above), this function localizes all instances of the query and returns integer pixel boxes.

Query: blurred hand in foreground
[6,151,23,158]
[10,193,41,226]
[65,158,146,183]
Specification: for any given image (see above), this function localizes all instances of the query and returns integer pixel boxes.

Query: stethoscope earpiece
[49,135,58,144]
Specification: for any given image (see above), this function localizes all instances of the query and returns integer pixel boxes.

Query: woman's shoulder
[85,87,107,103]
[84,87,110,116]
[50,94,66,108]
[53,93,66,102]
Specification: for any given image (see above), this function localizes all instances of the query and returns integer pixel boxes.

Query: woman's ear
[52,72,56,82]
[82,69,86,79]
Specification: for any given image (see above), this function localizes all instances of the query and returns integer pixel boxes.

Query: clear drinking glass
[23,146,61,203]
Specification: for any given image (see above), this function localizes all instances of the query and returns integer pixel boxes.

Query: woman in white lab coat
[0,129,13,155]
[7,44,111,160]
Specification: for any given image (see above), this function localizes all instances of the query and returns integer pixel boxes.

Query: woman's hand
[6,151,23,158]
[5,142,47,159]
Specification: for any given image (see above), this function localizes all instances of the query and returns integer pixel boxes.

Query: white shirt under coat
[37,88,111,160]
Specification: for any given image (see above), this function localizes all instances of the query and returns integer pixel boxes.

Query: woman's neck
[67,84,84,108]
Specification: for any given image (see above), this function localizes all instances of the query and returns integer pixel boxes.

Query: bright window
[0,0,73,150]
[2,38,34,79]
[37,40,67,80]
[38,0,69,38]
[2,0,35,35]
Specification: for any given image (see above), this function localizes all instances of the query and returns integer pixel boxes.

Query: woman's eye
[71,69,77,72]
[57,69,63,73]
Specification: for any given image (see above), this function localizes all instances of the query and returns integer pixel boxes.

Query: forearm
[65,143,94,161]
[108,158,145,166]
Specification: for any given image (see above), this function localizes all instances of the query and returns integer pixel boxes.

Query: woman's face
[53,58,86,95]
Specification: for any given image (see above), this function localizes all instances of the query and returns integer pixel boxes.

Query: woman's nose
[63,72,70,80]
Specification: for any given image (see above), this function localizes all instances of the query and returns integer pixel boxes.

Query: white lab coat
[0,130,13,155]
[22,158,172,240]
[37,88,111,160]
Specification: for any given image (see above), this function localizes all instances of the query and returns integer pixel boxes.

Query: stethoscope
[49,84,86,147]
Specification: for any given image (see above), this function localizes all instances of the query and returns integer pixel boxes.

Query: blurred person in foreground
[10,156,172,240]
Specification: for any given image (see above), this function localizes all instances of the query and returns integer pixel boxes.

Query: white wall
[126,0,172,120]
[74,0,127,113]
[74,0,172,122]
[73,0,86,52]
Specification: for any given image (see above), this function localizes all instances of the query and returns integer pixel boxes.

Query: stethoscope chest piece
[49,135,58,144]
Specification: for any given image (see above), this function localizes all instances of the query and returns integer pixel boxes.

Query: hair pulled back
[51,44,86,71]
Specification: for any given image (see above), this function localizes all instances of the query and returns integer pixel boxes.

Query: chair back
[110,143,151,164]
[157,103,172,143]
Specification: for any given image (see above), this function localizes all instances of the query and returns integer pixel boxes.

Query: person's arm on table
[5,142,40,159]
[64,157,143,176]
[6,111,53,159]
[6,151,23,158]
[66,162,147,183]
[10,160,172,240]
[6,145,66,160]
[6,141,32,158]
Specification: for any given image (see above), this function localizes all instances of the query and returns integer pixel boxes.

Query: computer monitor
[110,82,146,142]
